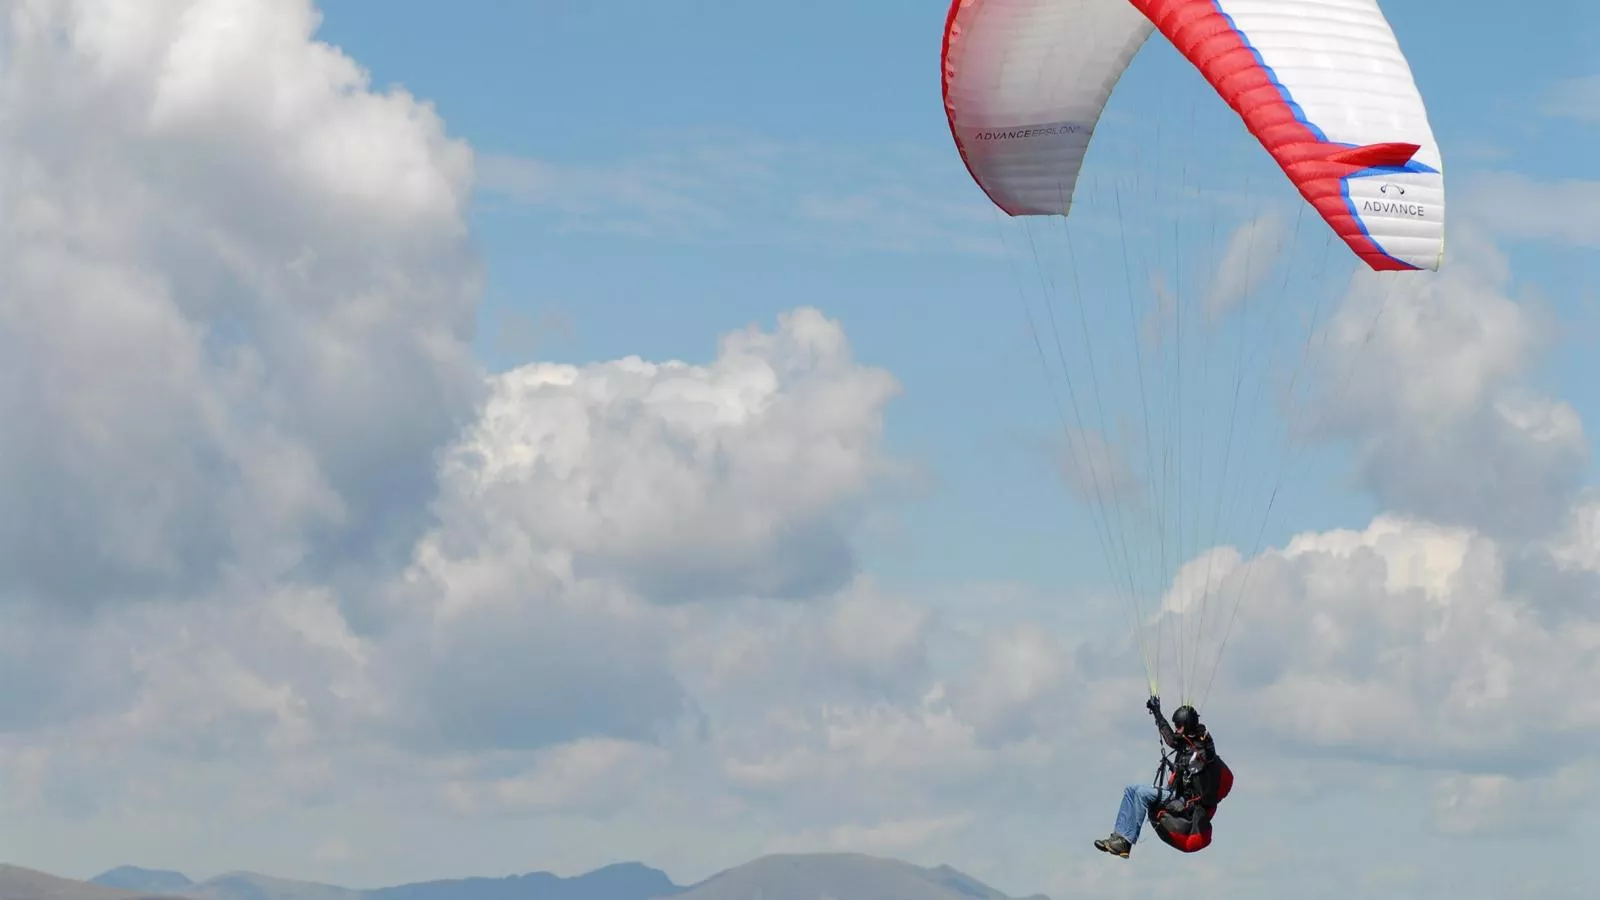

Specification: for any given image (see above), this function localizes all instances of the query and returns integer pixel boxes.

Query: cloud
[441,738,673,817]
[413,306,903,608]
[1104,217,1600,784]
[1541,73,1600,123]
[371,580,696,754]
[674,578,934,712]
[0,292,922,871]
[1205,211,1289,318]
[2,5,933,875]
[1428,763,1595,837]
[1458,171,1600,247]
[762,814,973,857]
[0,0,483,611]
[339,304,908,756]
[944,624,1076,746]
[1050,426,1147,511]
[1188,514,1599,765]
[2,0,917,796]
[1298,231,1587,540]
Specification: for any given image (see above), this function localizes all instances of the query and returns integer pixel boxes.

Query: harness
[1148,730,1234,854]
[1151,735,1209,812]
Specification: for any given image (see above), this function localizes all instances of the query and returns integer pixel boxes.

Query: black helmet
[1172,705,1200,732]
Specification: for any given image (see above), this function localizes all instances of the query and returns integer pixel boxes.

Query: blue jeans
[1115,782,1174,843]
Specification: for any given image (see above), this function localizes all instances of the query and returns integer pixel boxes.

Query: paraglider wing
[941,0,1156,216]
[934,0,1451,717]
[1127,0,1445,271]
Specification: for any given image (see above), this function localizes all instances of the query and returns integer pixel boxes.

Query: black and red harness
[1146,734,1234,853]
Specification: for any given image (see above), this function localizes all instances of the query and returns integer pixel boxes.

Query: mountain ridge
[6,853,1050,900]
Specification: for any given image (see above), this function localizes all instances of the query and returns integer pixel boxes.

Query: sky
[0,1,1596,899]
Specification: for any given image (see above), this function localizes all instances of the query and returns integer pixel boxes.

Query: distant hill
[64,853,1045,900]
[369,862,682,900]
[89,870,194,896]
[676,854,1048,900]
[181,872,361,900]
[0,864,185,900]
[87,862,678,900]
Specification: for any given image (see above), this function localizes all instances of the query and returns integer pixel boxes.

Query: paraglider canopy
[938,0,1446,708]
[941,0,1444,272]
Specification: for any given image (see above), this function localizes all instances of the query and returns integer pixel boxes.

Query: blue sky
[314,0,1598,605]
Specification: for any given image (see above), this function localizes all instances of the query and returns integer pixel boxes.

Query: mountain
[90,870,194,896]
[0,864,185,900]
[91,869,359,900]
[85,863,679,900]
[368,862,682,900]
[674,854,1049,900]
[182,872,361,900]
[57,853,1046,900]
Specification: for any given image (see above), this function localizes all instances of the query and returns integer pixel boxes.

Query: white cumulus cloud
[1299,231,1588,540]
[0,0,483,611]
